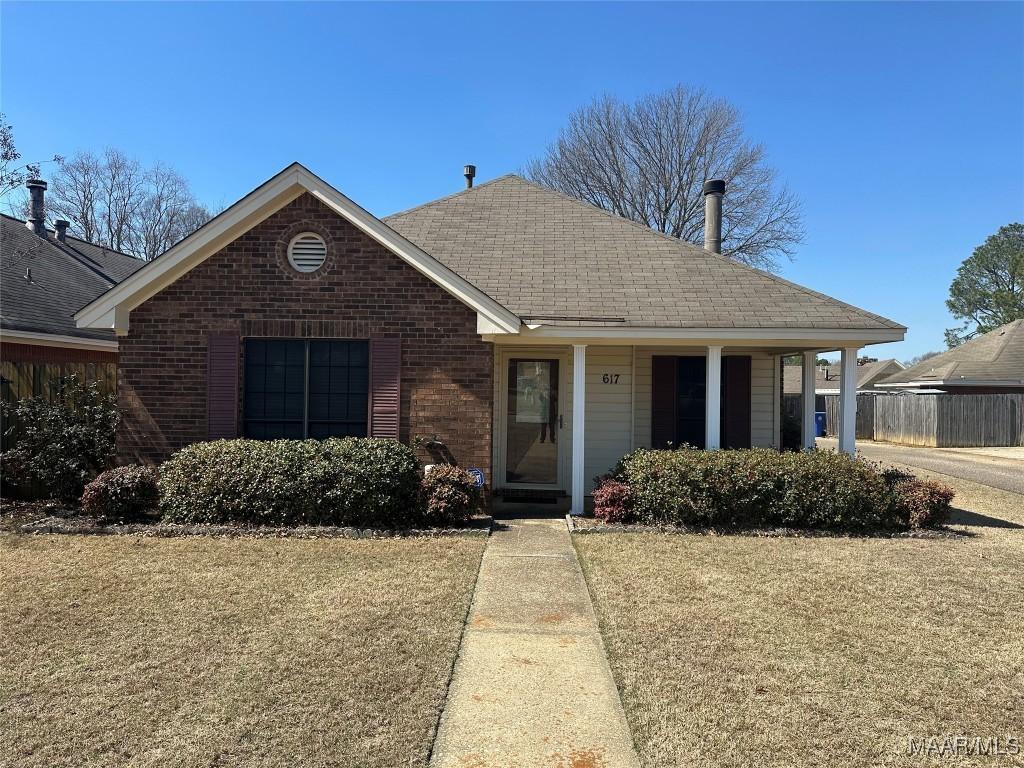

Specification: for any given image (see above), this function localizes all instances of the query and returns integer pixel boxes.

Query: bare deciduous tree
[526,86,803,271]
[0,112,61,210]
[48,149,216,260]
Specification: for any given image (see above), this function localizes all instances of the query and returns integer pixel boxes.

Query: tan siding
[633,347,777,449]
[584,346,633,487]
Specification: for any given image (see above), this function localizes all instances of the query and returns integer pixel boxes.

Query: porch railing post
[571,344,587,515]
[839,347,859,454]
[705,345,723,450]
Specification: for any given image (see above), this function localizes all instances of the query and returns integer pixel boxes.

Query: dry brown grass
[0,532,485,768]
[575,474,1024,768]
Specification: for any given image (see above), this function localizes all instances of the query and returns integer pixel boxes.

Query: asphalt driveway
[818,437,1024,496]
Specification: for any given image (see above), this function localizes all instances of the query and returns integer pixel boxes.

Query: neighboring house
[75,164,905,512]
[1,180,142,368]
[783,357,905,411]
[877,320,1024,393]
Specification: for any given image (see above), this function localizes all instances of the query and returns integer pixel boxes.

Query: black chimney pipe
[26,179,47,237]
[55,220,70,242]
[464,164,476,189]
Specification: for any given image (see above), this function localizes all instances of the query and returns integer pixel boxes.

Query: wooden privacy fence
[0,360,117,450]
[821,392,1024,447]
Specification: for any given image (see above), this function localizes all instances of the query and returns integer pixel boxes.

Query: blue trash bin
[814,412,827,437]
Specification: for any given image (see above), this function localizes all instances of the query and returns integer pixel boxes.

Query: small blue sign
[467,468,485,488]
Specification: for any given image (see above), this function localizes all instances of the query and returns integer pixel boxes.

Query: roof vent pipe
[702,179,725,254]
[26,179,47,237]
[464,164,476,189]
[55,220,70,242]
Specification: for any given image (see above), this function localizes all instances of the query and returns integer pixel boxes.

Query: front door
[505,358,561,485]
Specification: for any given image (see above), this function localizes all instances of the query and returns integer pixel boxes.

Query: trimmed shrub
[890,477,955,528]
[608,447,938,530]
[593,479,632,523]
[158,438,422,528]
[81,465,160,521]
[421,464,480,525]
[0,375,118,502]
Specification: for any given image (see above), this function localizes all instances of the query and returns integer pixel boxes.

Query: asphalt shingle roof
[1,214,143,341]
[385,175,905,331]
[878,320,1024,386]
[783,358,904,394]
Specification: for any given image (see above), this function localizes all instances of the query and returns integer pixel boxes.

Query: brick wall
[118,193,494,482]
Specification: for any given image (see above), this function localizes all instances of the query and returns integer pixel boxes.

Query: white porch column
[801,352,817,450]
[705,345,723,450]
[839,347,859,454]
[571,344,587,515]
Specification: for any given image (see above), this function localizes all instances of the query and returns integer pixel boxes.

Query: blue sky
[3,1,1022,361]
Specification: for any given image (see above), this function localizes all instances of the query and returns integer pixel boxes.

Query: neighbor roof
[878,320,1024,388]
[1,214,143,342]
[386,175,905,331]
[783,358,904,394]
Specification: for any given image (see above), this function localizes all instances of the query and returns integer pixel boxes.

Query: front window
[243,339,368,439]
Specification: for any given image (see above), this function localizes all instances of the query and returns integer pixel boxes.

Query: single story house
[783,357,905,411]
[878,320,1024,394]
[1,181,141,385]
[75,164,906,513]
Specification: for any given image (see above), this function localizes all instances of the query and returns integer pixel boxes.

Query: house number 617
[602,373,620,384]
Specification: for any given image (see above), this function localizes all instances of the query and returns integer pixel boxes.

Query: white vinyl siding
[632,347,777,449]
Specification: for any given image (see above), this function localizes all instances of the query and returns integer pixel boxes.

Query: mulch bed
[567,514,965,540]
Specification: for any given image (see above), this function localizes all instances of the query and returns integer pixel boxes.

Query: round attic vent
[287,232,327,273]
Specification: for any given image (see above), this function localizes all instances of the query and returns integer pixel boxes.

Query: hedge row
[596,448,953,530]
[72,438,479,528]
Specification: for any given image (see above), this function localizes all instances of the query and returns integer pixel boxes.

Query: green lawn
[0,531,485,768]
[575,473,1024,768]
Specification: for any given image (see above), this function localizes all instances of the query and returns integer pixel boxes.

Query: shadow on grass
[950,507,1024,529]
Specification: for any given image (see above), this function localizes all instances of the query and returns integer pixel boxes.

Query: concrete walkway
[430,517,640,768]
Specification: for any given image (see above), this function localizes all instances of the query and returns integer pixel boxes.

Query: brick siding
[118,193,493,483]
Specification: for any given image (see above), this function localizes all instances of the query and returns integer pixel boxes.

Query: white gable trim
[75,163,521,335]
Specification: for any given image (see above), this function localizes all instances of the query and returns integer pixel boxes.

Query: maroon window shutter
[651,356,677,448]
[722,355,752,449]
[207,331,240,440]
[369,338,401,439]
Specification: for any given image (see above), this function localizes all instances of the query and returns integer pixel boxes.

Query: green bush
[421,464,480,525]
[81,465,160,521]
[158,438,422,527]
[0,375,118,502]
[608,447,944,530]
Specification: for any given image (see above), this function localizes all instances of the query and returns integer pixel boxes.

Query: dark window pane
[309,365,330,394]
[265,364,286,393]
[264,392,285,419]
[330,367,349,393]
[267,342,289,366]
[246,393,265,419]
[348,343,369,366]
[287,341,306,366]
[283,391,304,420]
[308,393,329,420]
[247,341,265,366]
[349,366,369,394]
[286,364,305,393]
[330,341,350,366]
[348,394,367,421]
[310,342,330,365]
